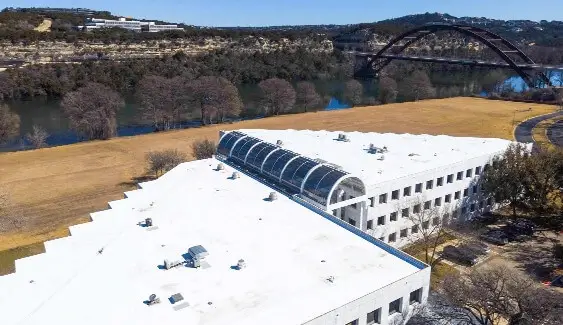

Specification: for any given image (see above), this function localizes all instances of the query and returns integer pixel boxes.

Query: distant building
[77,17,184,33]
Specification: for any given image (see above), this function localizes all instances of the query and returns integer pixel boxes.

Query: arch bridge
[353,23,560,88]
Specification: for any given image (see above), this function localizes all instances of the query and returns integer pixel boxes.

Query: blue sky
[9,1,563,26]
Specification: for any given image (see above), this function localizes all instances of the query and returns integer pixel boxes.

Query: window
[435,197,442,207]
[410,288,422,304]
[447,174,454,183]
[470,203,476,212]
[463,188,469,197]
[475,166,482,175]
[487,197,493,206]
[457,171,463,180]
[379,193,387,204]
[369,197,375,207]
[479,201,484,209]
[413,204,421,213]
[422,221,429,229]
[345,320,358,325]
[348,218,356,226]
[366,308,381,325]
[472,185,478,194]
[432,217,440,226]
[377,215,386,225]
[424,200,431,210]
[402,208,409,218]
[400,228,408,238]
[415,183,423,193]
[403,186,412,197]
[466,169,473,178]
[411,225,419,233]
[445,194,452,203]
[390,212,398,221]
[455,191,461,200]
[392,190,400,200]
[437,177,444,187]
[426,180,433,190]
[389,298,402,315]
[388,232,396,242]
[367,219,374,230]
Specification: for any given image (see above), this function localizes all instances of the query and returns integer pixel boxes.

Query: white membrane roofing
[0,158,422,325]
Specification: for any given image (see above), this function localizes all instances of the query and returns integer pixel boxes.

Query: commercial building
[77,17,183,32]
[0,129,519,324]
[217,129,523,248]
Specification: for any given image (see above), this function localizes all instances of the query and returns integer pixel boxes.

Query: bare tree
[258,78,296,116]
[295,81,321,112]
[188,76,243,124]
[145,149,187,177]
[401,71,436,101]
[522,148,563,213]
[136,75,189,131]
[61,82,124,140]
[442,265,563,325]
[0,104,20,144]
[378,76,399,104]
[191,139,217,160]
[344,79,364,106]
[25,125,49,149]
[482,70,507,94]
[397,195,457,268]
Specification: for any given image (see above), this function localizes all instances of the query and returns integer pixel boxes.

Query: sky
[8,0,563,27]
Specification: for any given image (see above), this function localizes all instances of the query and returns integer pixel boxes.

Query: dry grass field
[0,97,557,274]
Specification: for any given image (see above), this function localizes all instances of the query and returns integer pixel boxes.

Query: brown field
[0,97,557,274]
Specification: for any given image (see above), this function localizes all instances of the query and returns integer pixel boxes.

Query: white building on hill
[0,129,520,325]
[77,17,183,32]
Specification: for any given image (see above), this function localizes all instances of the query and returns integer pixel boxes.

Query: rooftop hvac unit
[269,192,278,201]
[188,245,209,260]
[147,294,161,305]
[164,259,184,270]
[231,172,240,179]
[237,259,246,269]
[276,140,284,146]
[368,143,378,154]
[338,133,350,142]
[216,163,224,171]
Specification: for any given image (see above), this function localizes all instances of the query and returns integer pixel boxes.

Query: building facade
[77,17,183,32]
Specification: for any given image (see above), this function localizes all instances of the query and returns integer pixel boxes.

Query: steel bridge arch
[361,23,551,88]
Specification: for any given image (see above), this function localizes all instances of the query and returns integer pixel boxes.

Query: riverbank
[0,97,557,275]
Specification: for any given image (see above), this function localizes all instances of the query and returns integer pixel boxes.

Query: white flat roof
[239,129,515,186]
[0,158,422,325]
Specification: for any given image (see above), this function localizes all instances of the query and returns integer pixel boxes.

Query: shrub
[191,139,217,160]
[145,149,186,177]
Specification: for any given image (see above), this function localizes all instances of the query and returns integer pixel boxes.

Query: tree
[343,79,363,106]
[397,195,457,268]
[189,76,243,124]
[521,148,563,213]
[136,75,189,131]
[401,71,436,101]
[0,104,20,144]
[295,81,321,112]
[145,149,187,177]
[481,144,529,217]
[61,82,124,140]
[378,76,398,104]
[482,70,507,94]
[25,125,48,149]
[258,78,296,116]
[191,139,217,160]
[442,266,563,325]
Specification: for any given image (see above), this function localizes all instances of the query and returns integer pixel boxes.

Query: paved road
[514,111,563,147]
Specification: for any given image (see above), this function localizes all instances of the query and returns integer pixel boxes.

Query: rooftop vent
[145,218,153,227]
[276,140,284,146]
[377,155,385,161]
[147,294,161,306]
[236,259,246,270]
[268,192,278,201]
[337,133,350,142]
[231,171,240,179]
[216,163,224,171]
[327,276,335,283]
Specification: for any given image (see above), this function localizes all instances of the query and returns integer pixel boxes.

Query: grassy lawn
[0,97,557,275]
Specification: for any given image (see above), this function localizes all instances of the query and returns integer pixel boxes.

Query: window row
[368,165,489,207]
[367,197,493,230]
[351,288,422,325]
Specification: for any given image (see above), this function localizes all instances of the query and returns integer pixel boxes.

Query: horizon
[7,0,563,27]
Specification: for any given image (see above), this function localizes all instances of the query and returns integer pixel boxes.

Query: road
[514,111,563,147]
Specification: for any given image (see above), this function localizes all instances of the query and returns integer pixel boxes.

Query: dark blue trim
[219,157,428,270]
